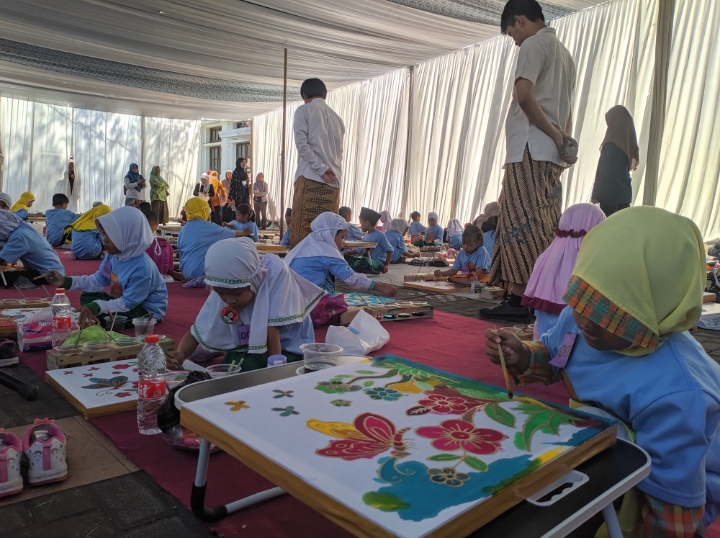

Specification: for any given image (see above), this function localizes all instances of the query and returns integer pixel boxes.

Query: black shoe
[479,302,534,323]
[0,338,19,367]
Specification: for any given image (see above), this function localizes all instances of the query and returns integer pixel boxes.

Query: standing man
[480,0,577,322]
[290,78,345,248]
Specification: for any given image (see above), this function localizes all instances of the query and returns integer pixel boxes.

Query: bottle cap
[55,288,65,293]
[144,335,160,344]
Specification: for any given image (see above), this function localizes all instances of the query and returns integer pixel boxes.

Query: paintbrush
[33,273,50,281]
[493,326,514,399]
[13,284,27,300]
[105,312,120,343]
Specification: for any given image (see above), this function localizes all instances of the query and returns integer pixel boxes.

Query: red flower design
[407,386,493,416]
[115,392,131,398]
[416,420,506,455]
[113,364,131,369]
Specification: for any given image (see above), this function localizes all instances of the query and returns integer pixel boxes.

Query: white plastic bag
[325,310,390,355]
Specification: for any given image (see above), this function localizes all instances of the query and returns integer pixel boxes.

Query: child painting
[485,207,720,537]
[356,207,394,273]
[424,212,443,244]
[0,209,65,279]
[434,225,489,281]
[70,204,111,260]
[224,204,259,242]
[385,218,420,263]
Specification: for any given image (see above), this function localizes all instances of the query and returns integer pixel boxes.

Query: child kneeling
[168,238,324,372]
[485,207,720,537]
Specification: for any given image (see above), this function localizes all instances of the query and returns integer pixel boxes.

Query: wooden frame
[45,373,137,419]
[46,338,175,370]
[403,280,472,294]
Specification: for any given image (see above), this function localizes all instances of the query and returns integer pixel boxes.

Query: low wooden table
[255,244,288,254]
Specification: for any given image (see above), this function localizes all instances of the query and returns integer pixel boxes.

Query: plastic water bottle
[137,334,167,435]
[51,289,72,348]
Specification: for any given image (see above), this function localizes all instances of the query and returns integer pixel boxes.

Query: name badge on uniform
[461,266,470,275]
[549,333,577,369]
[237,325,250,346]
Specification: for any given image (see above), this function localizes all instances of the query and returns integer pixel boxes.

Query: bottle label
[52,317,72,330]
[138,379,167,399]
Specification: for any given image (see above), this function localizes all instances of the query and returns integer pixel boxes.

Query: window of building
[209,127,221,143]
[236,143,250,162]
[209,146,221,172]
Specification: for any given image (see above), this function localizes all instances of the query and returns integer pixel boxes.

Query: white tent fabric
[0,97,199,214]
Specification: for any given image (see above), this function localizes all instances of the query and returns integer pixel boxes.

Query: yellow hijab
[10,191,35,213]
[565,206,705,356]
[185,197,210,221]
[71,204,111,232]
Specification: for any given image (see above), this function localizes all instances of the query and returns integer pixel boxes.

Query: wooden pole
[280,47,288,237]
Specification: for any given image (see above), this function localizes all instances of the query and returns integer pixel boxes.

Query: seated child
[480,215,497,257]
[0,192,11,210]
[10,191,37,221]
[434,225,489,280]
[138,202,152,213]
[167,238,323,372]
[45,194,80,247]
[280,208,291,247]
[408,211,426,242]
[339,206,363,240]
[377,210,392,232]
[485,206,720,537]
[286,212,396,295]
[446,218,464,250]
[353,207,394,273]
[522,204,605,338]
[424,212,443,243]
[70,204,111,260]
[385,218,419,263]
[45,206,167,328]
[177,197,244,283]
[224,203,259,242]
[0,210,65,278]
[143,210,178,281]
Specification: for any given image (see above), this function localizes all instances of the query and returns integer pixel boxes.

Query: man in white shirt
[290,78,345,248]
[481,0,577,323]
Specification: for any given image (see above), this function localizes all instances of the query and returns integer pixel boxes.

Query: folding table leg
[601,504,623,538]
[191,438,285,522]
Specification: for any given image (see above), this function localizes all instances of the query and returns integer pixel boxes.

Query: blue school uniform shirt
[424,224,444,242]
[0,222,65,274]
[228,220,259,242]
[13,209,28,221]
[45,208,79,247]
[346,224,363,240]
[71,230,103,260]
[452,246,490,272]
[289,255,373,294]
[74,253,167,319]
[448,233,463,250]
[385,229,408,263]
[538,307,720,508]
[281,228,290,247]
[534,310,560,338]
[483,230,496,256]
[177,220,235,279]
[359,230,393,264]
[408,221,426,237]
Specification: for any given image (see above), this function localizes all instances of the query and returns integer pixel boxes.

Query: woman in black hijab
[228,157,250,209]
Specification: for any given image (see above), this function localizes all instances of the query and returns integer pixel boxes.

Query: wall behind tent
[0,97,199,214]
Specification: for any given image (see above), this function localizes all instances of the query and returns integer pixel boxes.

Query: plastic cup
[206,364,242,378]
[133,317,157,338]
[105,315,127,332]
[300,343,343,371]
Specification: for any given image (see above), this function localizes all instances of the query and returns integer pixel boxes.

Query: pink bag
[310,294,348,327]
[146,237,174,275]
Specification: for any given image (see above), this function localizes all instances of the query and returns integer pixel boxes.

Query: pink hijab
[522,204,606,315]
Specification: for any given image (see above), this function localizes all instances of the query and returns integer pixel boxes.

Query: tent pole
[280,47,288,237]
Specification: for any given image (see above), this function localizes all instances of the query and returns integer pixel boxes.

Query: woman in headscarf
[424,212,443,243]
[286,212,396,296]
[10,191,36,220]
[229,157,250,209]
[69,204,112,260]
[591,105,640,217]
[446,218,464,250]
[0,209,64,279]
[0,192,12,211]
[221,170,234,223]
[176,197,245,285]
[377,210,392,232]
[473,201,500,228]
[193,173,214,213]
[385,218,419,263]
[45,206,168,328]
[208,171,225,225]
[486,206,720,538]
[124,163,146,207]
[521,203,606,338]
[167,238,324,372]
[252,173,269,229]
[149,166,170,224]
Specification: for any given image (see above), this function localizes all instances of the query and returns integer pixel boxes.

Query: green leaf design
[515,409,575,451]
[455,387,508,402]
[484,403,516,428]
[333,374,353,378]
[428,453,460,461]
[363,380,374,387]
[355,369,377,375]
[464,456,488,472]
[362,491,410,512]
[415,381,434,391]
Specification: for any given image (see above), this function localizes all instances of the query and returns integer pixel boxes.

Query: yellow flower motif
[225,400,250,411]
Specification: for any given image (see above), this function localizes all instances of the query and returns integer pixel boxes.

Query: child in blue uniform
[446,219,464,250]
[480,216,497,257]
[0,210,65,277]
[408,211,426,242]
[70,204,111,260]
[46,206,168,328]
[0,192,11,211]
[45,194,79,247]
[9,192,36,221]
[224,204,259,242]
[434,225,489,279]
[339,206,363,240]
[281,208,291,247]
[485,207,720,537]
[356,207,393,273]
[424,212,443,243]
[385,218,419,264]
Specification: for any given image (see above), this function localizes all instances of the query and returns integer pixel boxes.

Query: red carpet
[9,251,720,538]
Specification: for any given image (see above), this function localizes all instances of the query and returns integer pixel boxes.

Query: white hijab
[0,209,22,244]
[428,212,439,222]
[96,206,154,262]
[379,210,392,229]
[447,218,463,236]
[195,238,324,354]
[285,212,347,265]
[390,218,408,235]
